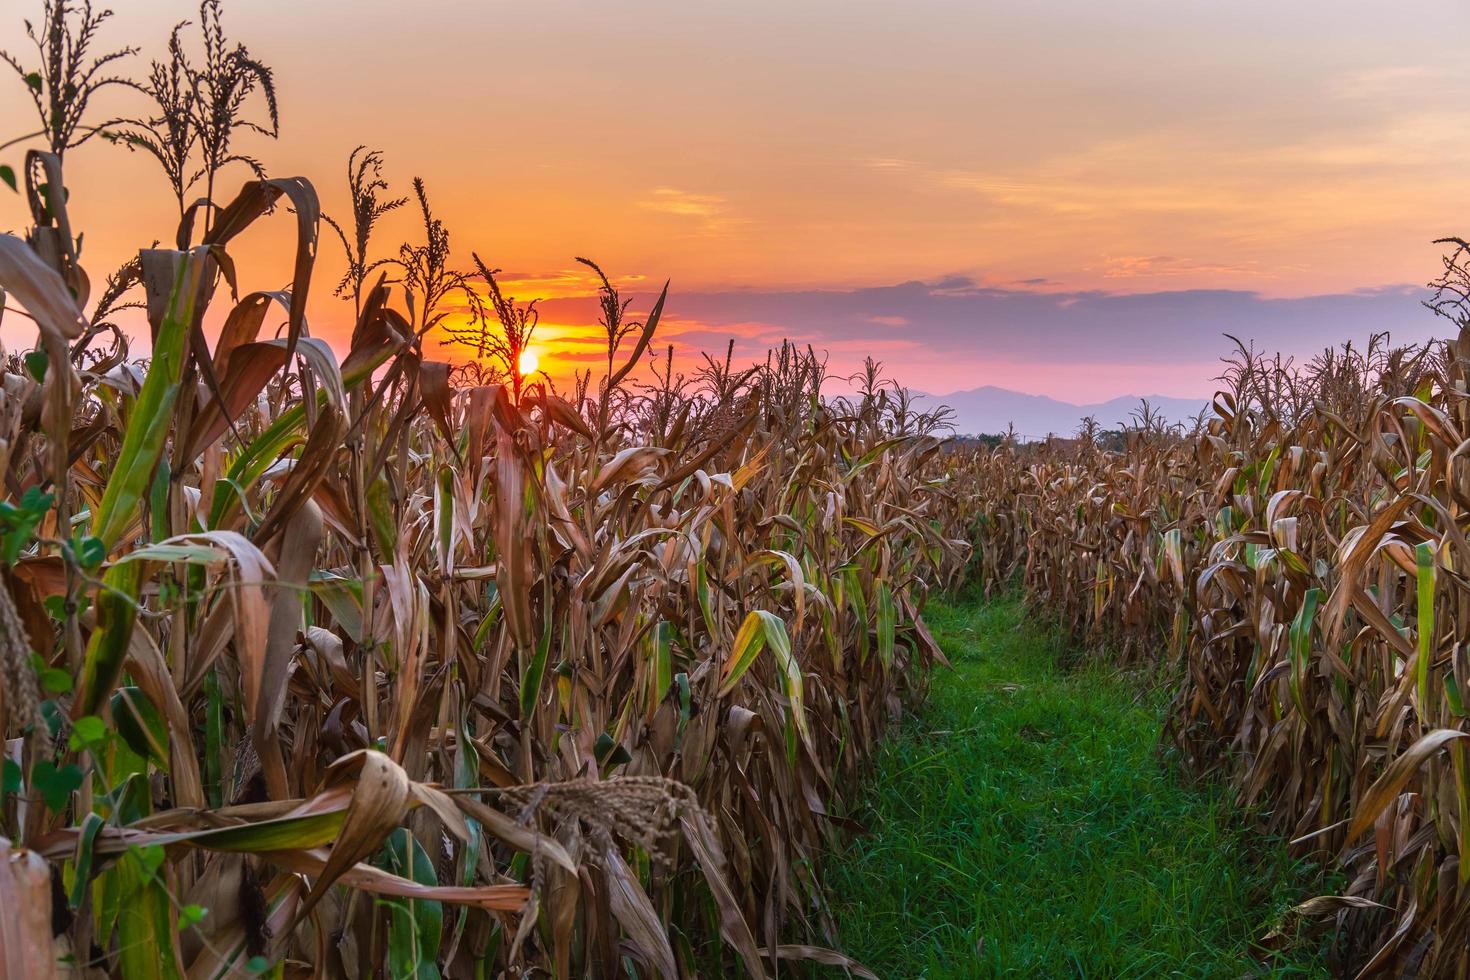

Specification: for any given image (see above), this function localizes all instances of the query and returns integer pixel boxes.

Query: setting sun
[517,349,539,376]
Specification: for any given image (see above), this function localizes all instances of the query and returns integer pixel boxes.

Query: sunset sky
[2,0,1467,401]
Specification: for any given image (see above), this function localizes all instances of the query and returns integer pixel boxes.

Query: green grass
[825,592,1333,978]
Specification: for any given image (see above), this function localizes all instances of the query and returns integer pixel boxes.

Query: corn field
[0,3,976,976]
[957,314,1470,976]
[10,2,1470,978]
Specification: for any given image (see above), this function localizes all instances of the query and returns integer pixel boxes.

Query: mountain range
[916,386,1210,439]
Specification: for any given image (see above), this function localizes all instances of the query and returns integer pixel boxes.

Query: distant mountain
[917,386,1210,439]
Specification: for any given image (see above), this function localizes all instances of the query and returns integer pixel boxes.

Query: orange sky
[2,0,1467,402]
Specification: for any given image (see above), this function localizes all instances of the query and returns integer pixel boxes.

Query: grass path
[824,593,1330,978]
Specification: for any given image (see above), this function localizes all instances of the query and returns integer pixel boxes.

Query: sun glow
[518,349,539,376]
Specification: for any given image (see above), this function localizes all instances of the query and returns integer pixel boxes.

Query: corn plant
[0,3,974,976]
[956,318,1470,975]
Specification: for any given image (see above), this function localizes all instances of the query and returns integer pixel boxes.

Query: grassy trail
[825,594,1330,978]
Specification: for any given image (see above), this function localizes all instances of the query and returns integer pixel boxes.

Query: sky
[1,0,1467,402]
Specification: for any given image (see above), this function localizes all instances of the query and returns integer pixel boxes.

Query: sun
[517,349,539,376]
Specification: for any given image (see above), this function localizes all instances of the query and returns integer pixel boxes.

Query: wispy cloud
[1091,255,1264,279]
[864,158,918,173]
[493,267,648,301]
[867,109,1470,260]
[637,187,739,232]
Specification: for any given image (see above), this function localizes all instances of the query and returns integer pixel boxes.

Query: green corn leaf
[113,542,228,565]
[719,610,769,696]
[696,560,717,638]
[380,829,444,979]
[76,560,145,717]
[436,464,454,574]
[876,582,896,669]
[652,620,672,705]
[1446,668,1466,718]
[112,686,169,768]
[519,613,553,722]
[145,808,348,853]
[845,567,870,663]
[717,611,808,750]
[69,812,104,909]
[1288,589,1320,676]
[366,475,397,560]
[107,846,186,980]
[844,436,907,478]
[675,672,691,737]
[209,412,305,529]
[1417,540,1437,712]
[759,610,810,751]
[92,251,207,549]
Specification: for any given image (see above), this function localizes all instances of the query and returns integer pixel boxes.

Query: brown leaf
[184,340,289,458]
[680,811,765,979]
[204,177,320,364]
[602,844,679,979]
[760,945,879,980]
[291,750,412,927]
[0,234,85,340]
[1346,729,1470,843]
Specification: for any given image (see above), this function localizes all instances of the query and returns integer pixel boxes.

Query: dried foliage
[957,314,1470,975]
[0,3,972,976]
